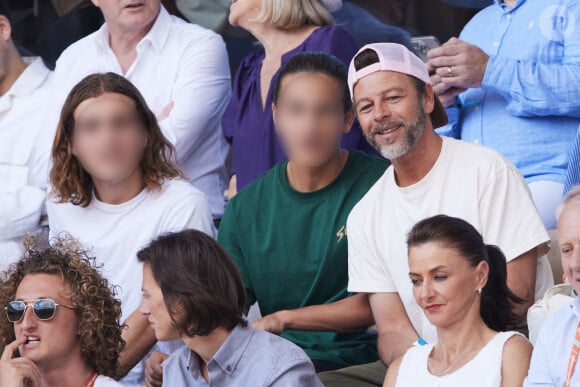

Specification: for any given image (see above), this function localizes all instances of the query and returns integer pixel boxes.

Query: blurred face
[91,0,160,34]
[353,71,433,161]
[273,72,354,168]
[408,242,488,329]
[558,200,580,294]
[140,263,180,341]
[12,274,79,370]
[71,92,148,185]
[228,0,261,27]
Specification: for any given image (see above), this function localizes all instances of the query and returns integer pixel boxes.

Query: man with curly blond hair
[0,237,125,386]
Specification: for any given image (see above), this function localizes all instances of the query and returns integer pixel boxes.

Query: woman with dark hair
[0,236,125,387]
[384,215,532,387]
[46,72,215,385]
[138,229,323,386]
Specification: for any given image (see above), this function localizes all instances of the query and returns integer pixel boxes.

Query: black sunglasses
[5,299,75,323]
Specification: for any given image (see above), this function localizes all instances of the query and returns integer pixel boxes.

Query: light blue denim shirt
[438,0,580,183]
[162,324,324,387]
[525,297,580,386]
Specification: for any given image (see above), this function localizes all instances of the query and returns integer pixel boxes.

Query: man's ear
[343,108,355,134]
[90,0,100,7]
[0,15,12,42]
[423,83,436,116]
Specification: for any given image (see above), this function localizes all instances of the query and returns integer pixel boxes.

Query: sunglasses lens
[6,302,25,322]
[34,299,56,320]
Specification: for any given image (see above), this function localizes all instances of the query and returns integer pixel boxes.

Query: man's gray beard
[376,110,426,161]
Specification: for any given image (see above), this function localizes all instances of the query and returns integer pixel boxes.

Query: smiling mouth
[425,304,442,311]
[374,124,402,136]
[125,2,144,9]
[23,336,40,346]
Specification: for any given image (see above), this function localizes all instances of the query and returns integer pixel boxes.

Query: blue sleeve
[306,26,358,68]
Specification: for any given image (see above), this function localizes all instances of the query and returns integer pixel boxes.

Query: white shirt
[347,137,551,343]
[395,331,519,387]
[525,297,580,386]
[0,57,51,269]
[38,6,231,218]
[46,178,215,386]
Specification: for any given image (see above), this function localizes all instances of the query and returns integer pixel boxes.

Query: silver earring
[477,288,482,294]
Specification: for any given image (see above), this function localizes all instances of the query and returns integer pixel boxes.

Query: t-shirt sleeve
[347,205,397,293]
[217,202,257,306]
[161,190,216,238]
[523,313,559,386]
[477,163,550,262]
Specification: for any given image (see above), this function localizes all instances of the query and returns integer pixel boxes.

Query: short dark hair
[353,48,426,98]
[273,52,352,113]
[407,215,523,331]
[137,230,247,337]
[0,0,12,23]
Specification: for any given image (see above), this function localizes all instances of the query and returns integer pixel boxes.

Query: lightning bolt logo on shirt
[336,226,347,243]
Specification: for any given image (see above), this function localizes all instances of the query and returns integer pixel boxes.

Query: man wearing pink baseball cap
[319,42,551,386]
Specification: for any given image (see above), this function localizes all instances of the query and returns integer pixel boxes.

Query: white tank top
[395,331,520,387]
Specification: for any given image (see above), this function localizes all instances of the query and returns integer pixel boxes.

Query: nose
[373,100,391,122]
[139,299,150,316]
[419,281,435,302]
[19,305,37,330]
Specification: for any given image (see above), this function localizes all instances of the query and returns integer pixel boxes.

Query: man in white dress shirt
[0,1,52,269]
[37,0,231,220]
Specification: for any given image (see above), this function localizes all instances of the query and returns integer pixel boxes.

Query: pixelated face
[71,92,148,187]
[272,71,353,169]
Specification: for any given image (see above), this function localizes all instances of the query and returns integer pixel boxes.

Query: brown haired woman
[138,229,323,386]
[0,237,125,387]
[45,72,216,385]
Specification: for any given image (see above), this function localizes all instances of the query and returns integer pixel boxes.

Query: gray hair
[556,185,580,221]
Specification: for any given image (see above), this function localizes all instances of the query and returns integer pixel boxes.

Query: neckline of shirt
[277,150,357,203]
[4,57,50,98]
[388,136,450,197]
[90,187,149,212]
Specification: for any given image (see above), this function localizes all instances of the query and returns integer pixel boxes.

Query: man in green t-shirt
[217,52,389,372]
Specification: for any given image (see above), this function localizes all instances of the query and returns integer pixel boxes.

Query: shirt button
[493,41,499,47]
[474,139,479,144]
[507,13,512,19]
[226,366,232,372]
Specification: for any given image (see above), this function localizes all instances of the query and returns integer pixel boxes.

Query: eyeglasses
[5,299,75,323]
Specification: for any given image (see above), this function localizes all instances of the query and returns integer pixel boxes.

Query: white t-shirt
[0,57,51,269]
[395,331,519,386]
[46,178,215,386]
[36,6,231,218]
[347,137,551,343]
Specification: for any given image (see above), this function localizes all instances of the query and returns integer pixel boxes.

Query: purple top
[222,25,377,191]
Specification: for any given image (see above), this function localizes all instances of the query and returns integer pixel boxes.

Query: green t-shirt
[218,150,389,366]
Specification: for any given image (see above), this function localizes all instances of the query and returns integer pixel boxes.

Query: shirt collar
[210,323,254,376]
[6,57,50,98]
[95,5,171,55]
[494,0,526,12]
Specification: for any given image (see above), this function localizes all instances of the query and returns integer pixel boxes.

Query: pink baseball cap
[348,43,448,128]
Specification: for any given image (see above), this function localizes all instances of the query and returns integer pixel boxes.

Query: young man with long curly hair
[0,237,125,387]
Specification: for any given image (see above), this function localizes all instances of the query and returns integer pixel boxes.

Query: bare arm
[369,293,418,366]
[501,335,532,387]
[117,311,157,379]
[252,293,374,334]
[383,355,403,387]
[506,247,537,319]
